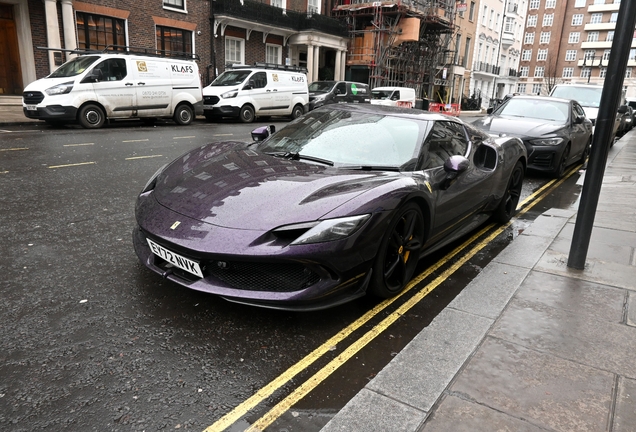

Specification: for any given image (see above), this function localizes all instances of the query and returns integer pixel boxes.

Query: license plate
[146,238,203,278]
[26,105,37,111]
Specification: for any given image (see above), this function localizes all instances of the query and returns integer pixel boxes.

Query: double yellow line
[204,164,580,432]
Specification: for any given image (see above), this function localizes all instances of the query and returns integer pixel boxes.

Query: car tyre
[554,144,570,178]
[492,161,524,224]
[579,138,591,164]
[370,203,425,299]
[173,104,193,126]
[239,105,255,123]
[78,103,105,129]
[290,104,304,120]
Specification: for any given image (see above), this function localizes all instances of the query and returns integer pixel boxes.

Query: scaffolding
[333,0,456,101]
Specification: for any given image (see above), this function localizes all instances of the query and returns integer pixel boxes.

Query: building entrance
[0,3,23,94]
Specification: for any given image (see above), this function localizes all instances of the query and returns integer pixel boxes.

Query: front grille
[23,91,44,105]
[531,153,554,168]
[203,95,220,105]
[208,261,320,292]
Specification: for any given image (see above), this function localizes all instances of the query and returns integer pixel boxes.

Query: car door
[132,58,172,117]
[570,101,591,157]
[268,71,292,114]
[247,71,273,113]
[89,58,135,118]
[420,120,495,241]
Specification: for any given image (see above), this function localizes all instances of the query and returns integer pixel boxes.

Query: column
[313,45,319,83]
[61,0,77,58]
[44,0,62,73]
[307,44,314,83]
[340,51,347,80]
[334,50,342,82]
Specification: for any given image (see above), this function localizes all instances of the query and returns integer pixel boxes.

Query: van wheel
[239,105,255,123]
[78,104,105,129]
[290,104,304,120]
[174,104,193,125]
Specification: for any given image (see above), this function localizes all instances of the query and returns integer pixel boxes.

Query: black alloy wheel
[492,160,524,223]
[579,138,592,164]
[370,203,425,299]
[554,144,570,178]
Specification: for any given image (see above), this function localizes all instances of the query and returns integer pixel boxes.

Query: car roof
[313,102,454,121]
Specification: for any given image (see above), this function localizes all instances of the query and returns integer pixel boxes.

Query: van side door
[132,59,172,117]
[269,72,293,114]
[88,58,135,118]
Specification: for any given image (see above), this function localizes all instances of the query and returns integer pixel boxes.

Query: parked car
[308,80,370,110]
[618,106,634,136]
[370,87,416,108]
[133,104,526,311]
[473,95,592,178]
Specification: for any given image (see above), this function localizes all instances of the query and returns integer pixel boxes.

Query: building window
[529,0,540,9]
[534,66,545,77]
[585,50,596,60]
[607,31,614,41]
[599,67,607,78]
[563,67,574,77]
[505,17,514,32]
[537,49,548,61]
[522,49,532,61]
[163,0,186,11]
[156,26,192,56]
[543,14,554,27]
[630,49,636,61]
[489,10,494,28]
[545,0,556,7]
[524,32,535,44]
[469,1,476,21]
[572,14,584,26]
[594,0,604,4]
[610,12,618,23]
[568,32,580,43]
[481,5,487,24]
[574,0,586,6]
[603,49,611,61]
[76,12,126,51]
[565,50,577,61]
[590,13,603,24]
[520,66,529,77]
[308,0,320,14]
[266,44,282,64]
[626,67,632,78]
[532,83,543,94]
[527,15,537,27]
[581,67,591,78]
[540,32,551,44]
[496,13,501,30]
[517,83,527,93]
[587,32,599,42]
[225,37,244,65]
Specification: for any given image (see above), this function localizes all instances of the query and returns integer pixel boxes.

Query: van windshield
[372,90,394,100]
[309,81,336,93]
[49,56,100,78]
[210,70,252,86]
[550,86,602,108]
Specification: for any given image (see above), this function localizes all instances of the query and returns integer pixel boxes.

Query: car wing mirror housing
[251,125,276,141]
[486,107,493,114]
[441,155,470,190]
[618,105,628,114]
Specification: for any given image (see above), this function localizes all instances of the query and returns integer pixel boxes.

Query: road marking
[0,130,39,134]
[64,143,94,147]
[122,139,149,143]
[48,162,96,169]
[204,163,581,432]
[213,133,233,136]
[0,171,8,174]
[173,136,195,139]
[125,155,163,160]
[0,147,29,151]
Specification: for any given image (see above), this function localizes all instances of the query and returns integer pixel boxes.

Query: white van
[202,65,309,123]
[22,51,202,128]
[370,87,416,108]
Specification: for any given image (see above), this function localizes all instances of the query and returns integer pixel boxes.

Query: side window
[91,58,127,82]
[249,72,267,89]
[391,91,400,101]
[335,82,346,95]
[423,121,469,169]
[573,103,585,118]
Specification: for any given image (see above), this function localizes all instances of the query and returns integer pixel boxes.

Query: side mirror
[618,105,628,114]
[251,125,276,141]
[486,107,494,114]
[82,69,103,83]
[441,155,469,190]
[574,115,584,124]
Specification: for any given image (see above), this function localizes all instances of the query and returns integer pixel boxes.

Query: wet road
[0,118,584,431]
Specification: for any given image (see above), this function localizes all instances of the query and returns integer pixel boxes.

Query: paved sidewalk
[323,134,636,431]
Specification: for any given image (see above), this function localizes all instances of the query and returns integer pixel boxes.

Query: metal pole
[567,0,636,269]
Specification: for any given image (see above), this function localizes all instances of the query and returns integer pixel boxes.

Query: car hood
[153,142,398,230]
[472,115,565,138]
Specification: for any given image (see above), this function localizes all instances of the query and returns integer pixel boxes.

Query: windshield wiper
[266,151,334,166]
[339,165,401,172]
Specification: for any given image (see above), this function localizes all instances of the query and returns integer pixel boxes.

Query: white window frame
[587,32,599,42]
[527,15,537,27]
[572,14,584,26]
[529,0,540,9]
[537,49,548,61]
[534,66,545,77]
[574,0,586,6]
[532,83,543,95]
[265,44,282,65]
[522,49,532,61]
[603,49,611,61]
[581,67,591,78]
[163,0,187,13]
[565,50,577,61]
[481,5,488,25]
[520,66,529,77]
[505,17,514,32]
[540,32,551,44]
[568,32,580,43]
[610,12,618,23]
[607,31,614,41]
[590,13,603,24]
[585,50,596,60]
[307,0,320,14]
[543,14,554,27]
[517,83,527,93]
[600,67,607,78]
[225,36,245,65]
[626,67,632,79]
[524,32,535,44]
[563,67,574,78]
[545,0,556,8]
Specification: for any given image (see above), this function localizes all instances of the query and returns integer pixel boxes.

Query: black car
[473,95,593,177]
[308,81,370,111]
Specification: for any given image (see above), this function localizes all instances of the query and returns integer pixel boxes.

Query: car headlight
[529,137,564,146]
[45,81,74,96]
[280,214,371,245]
[221,90,238,99]
[141,164,167,193]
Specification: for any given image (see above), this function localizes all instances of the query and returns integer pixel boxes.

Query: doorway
[0,3,23,94]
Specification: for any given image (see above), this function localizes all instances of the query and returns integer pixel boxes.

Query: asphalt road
[0,118,582,431]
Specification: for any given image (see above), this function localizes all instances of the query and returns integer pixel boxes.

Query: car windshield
[210,70,252,86]
[550,86,602,108]
[48,56,100,78]
[257,109,428,168]
[309,81,335,93]
[496,98,569,122]
[372,90,393,100]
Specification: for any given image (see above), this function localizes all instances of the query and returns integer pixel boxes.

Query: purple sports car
[133,104,526,310]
